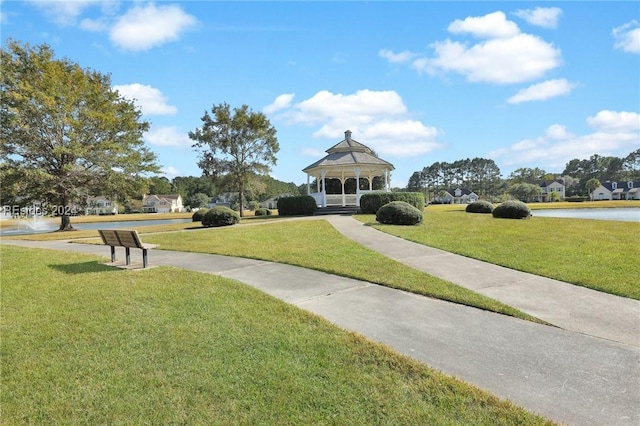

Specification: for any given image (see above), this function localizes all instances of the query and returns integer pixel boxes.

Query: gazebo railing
[310,190,379,207]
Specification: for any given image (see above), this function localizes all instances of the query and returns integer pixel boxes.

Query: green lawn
[140,220,538,322]
[1,245,552,425]
[357,206,640,299]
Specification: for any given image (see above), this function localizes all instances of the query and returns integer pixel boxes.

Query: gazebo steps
[313,206,360,216]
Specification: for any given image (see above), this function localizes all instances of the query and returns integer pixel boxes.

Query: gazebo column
[321,170,327,208]
[354,167,361,207]
[384,170,390,191]
[340,170,346,206]
[306,175,311,195]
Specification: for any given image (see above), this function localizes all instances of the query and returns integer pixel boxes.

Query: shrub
[565,195,588,202]
[202,206,240,227]
[465,200,494,214]
[192,209,209,222]
[277,196,317,216]
[254,208,272,216]
[360,192,425,214]
[492,200,531,219]
[375,201,423,225]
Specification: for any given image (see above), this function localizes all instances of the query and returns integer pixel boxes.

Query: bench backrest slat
[99,229,121,246]
[98,229,145,249]
[115,230,144,248]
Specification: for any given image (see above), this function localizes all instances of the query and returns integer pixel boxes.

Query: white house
[86,195,118,215]
[142,194,184,213]
[437,188,479,204]
[538,180,565,202]
[259,193,293,210]
[592,181,640,200]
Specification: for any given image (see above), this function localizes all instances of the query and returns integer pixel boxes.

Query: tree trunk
[238,183,244,218]
[58,193,75,231]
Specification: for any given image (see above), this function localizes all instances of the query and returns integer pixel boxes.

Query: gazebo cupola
[302,130,395,207]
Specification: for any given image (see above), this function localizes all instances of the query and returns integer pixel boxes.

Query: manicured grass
[1,246,553,425]
[3,214,285,241]
[141,220,539,322]
[357,205,640,299]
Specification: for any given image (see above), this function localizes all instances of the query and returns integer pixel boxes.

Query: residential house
[208,193,233,209]
[142,194,184,213]
[436,188,479,204]
[259,193,293,210]
[592,181,640,201]
[537,180,565,202]
[86,195,118,215]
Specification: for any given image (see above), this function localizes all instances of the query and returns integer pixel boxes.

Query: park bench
[98,229,157,269]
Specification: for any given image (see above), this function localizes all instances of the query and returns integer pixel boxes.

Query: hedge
[492,200,531,219]
[202,206,240,227]
[360,192,425,214]
[277,195,317,216]
[376,201,423,225]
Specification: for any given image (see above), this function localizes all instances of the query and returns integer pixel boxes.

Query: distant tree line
[406,149,640,201]
[143,174,300,211]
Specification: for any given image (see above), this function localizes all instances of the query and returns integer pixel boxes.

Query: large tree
[189,103,279,217]
[1,40,158,230]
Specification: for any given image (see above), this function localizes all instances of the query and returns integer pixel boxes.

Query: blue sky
[2,1,639,188]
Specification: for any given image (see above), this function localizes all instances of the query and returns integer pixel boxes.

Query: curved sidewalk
[2,230,639,425]
[326,215,640,348]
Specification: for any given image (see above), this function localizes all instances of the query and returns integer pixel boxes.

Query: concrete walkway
[2,221,639,425]
[326,215,640,348]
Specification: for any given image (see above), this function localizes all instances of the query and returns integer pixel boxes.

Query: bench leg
[125,247,131,265]
[142,249,148,268]
[110,246,116,263]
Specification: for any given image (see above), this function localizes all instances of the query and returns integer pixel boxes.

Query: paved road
[2,221,639,425]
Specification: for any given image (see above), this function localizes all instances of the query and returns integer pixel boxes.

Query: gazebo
[302,130,395,207]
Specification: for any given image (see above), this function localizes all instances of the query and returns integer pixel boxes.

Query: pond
[0,218,192,237]
[532,208,640,222]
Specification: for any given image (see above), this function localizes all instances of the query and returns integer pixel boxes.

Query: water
[0,218,192,236]
[533,208,640,222]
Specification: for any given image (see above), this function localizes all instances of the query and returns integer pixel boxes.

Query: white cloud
[507,79,576,104]
[416,33,561,84]
[268,89,442,157]
[489,110,640,169]
[613,20,640,54]
[27,0,102,26]
[378,49,419,64]
[109,3,197,51]
[513,7,562,29]
[114,83,177,115]
[161,165,180,179]
[586,110,640,132]
[380,11,562,85]
[263,93,295,115]
[144,126,192,148]
[448,11,520,39]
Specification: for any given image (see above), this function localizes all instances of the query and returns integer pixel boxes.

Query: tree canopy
[1,40,159,230]
[189,103,279,216]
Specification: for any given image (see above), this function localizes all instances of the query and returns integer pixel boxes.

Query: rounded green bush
[277,195,317,216]
[202,206,240,227]
[254,208,272,216]
[375,201,423,225]
[192,208,209,222]
[360,192,425,214]
[492,200,531,219]
[465,200,494,214]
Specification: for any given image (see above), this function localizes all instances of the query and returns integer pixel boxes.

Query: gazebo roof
[302,130,394,175]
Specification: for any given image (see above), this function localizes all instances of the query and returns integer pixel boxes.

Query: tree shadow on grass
[49,261,119,275]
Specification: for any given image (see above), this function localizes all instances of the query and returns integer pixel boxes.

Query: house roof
[302,130,394,175]
[601,181,640,192]
[537,180,564,187]
[446,187,477,196]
